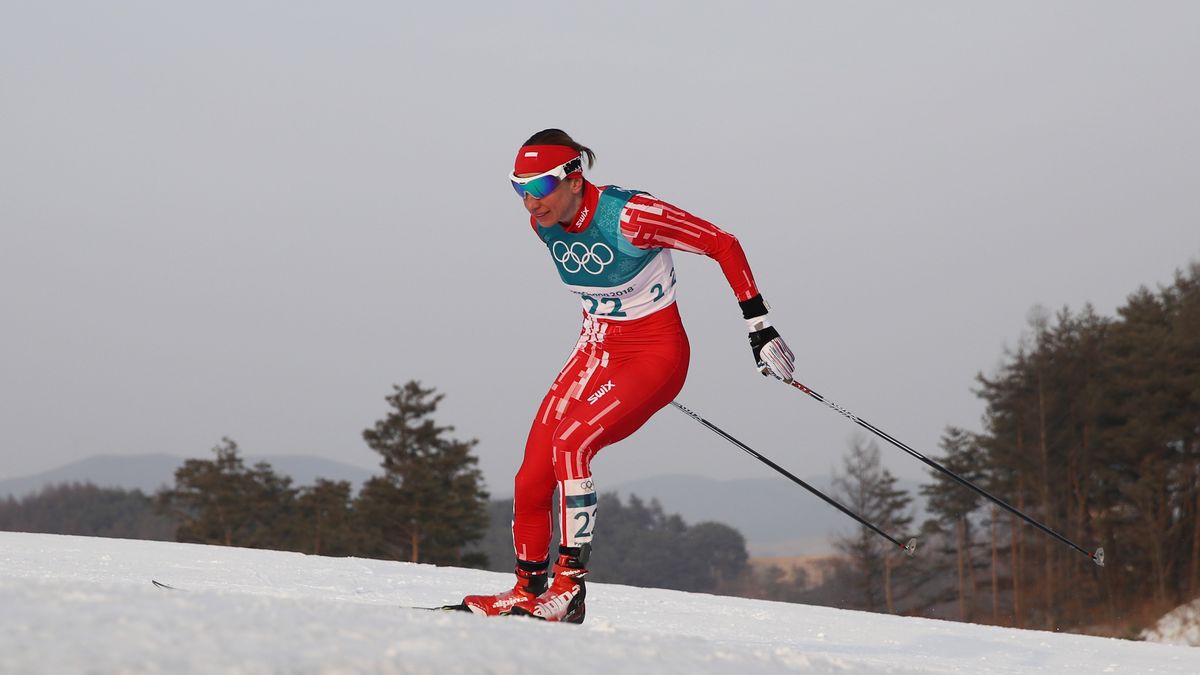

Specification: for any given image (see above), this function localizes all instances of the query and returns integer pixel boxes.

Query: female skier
[458,129,794,623]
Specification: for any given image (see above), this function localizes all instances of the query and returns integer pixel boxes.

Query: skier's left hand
[749,325,795,382]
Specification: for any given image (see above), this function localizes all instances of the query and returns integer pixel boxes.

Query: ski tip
[438,603,473,613]
[1092,547,1105,567]
[903,538,917,557]
[150,580,177,590]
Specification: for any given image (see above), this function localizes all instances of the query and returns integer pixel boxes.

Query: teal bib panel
[537,186,662,288]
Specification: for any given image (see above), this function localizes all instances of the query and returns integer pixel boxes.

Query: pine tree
[919,426,985,621]
[357,381,489,565]
[157,438,296,548]
[969,264,1200,629]
[684,521,750,590]
[293,479,356,556]
[832,436,914,612]
[1168,263,1200,598]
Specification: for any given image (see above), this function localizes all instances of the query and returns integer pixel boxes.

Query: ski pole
[779,378,1105,567]
[670,401,917,557]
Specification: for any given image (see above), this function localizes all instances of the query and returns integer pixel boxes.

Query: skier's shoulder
[609,188,695,227]
[596,184,669,208]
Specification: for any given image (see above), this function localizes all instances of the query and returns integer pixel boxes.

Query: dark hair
[522,128,596,169]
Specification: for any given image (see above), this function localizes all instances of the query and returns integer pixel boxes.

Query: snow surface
[1,532,1194,674]
[1143,598,1200,647]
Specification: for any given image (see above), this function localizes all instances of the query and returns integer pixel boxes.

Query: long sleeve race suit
[512,181,762,562]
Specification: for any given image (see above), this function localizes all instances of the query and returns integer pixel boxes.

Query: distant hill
[0,454,377,499]
[610,473,928,557]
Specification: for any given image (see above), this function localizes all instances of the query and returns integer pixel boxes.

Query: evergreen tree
[974,306,1110,628]
[293,479,356,556]
[1098,273,1198,610]
[353,476,407,560]
[1168,264,1200,598]
[357,381,489,565]
[241,460,298,549]
[968,262,1200,630]
[684,521,750,589]
[158,438,296,548]
[832,436,915,612]
[919,426,985,621]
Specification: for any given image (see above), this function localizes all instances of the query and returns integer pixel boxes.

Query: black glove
[740,295,795,382]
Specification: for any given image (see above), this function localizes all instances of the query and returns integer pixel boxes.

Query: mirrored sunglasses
[510,156,582,199]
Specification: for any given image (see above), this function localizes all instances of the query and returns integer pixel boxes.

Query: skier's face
[522,176,583,227]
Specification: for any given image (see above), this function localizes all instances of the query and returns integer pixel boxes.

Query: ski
[410,603,472,612]
[153,578,470,613]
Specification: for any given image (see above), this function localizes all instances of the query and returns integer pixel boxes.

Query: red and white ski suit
[512,181,761,562]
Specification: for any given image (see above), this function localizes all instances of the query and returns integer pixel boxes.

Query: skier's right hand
[749,325,795,382]
[739,294,795,383]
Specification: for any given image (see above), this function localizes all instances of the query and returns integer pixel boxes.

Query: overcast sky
[2,2,1197,498]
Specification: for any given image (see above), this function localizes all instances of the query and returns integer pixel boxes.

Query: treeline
[821,262,1200,634]
[470,494,749,594]
[0,483,176,541]
[2,381,489,563]
[1,379,758,598]
[156,381,490,566]
[3,479,757,598]
[152,379,761,596]
[967,263,1200,630]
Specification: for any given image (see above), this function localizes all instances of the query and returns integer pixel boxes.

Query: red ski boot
[456,561,548,617]
[511,546,588,624]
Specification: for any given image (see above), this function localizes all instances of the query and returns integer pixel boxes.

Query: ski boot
[452,560,549,616]
[511,545,588,624]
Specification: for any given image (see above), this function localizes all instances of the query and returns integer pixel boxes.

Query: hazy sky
[2,2,1198,499]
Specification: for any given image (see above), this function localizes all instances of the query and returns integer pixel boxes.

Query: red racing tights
[512,303,690,563]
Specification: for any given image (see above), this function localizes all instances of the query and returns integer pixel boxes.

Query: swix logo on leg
[587,380,615,405]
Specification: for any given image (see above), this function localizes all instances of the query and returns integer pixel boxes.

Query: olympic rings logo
[551,241,614,275]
